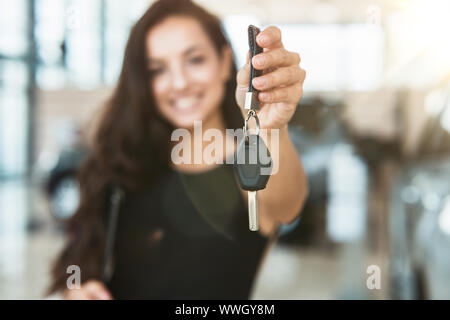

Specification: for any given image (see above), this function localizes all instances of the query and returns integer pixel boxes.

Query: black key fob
[234,134,272,191]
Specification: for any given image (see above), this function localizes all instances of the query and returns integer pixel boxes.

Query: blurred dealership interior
[1,0,450,299]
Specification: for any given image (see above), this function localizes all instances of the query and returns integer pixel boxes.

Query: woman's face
[146,16,231,129]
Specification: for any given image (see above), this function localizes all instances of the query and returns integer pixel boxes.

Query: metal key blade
[248,191,259,231]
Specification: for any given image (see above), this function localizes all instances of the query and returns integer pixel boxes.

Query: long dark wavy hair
[48,0,243,294]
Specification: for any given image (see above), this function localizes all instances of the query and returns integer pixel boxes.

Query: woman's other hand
[236,26,306,130]
[64,280,113,300]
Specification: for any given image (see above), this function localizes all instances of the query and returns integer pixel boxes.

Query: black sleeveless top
[107,163,270,299]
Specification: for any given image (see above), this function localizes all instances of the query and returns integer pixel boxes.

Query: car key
[235,25,272,231]
[234,129,272,231]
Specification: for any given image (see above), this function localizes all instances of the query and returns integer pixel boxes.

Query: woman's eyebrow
[183,45,203,56]
[147,44,205,65]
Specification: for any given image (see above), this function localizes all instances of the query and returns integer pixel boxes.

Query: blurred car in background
[44,147,85,222]
[35,120,87,224]
[390,80,450,299]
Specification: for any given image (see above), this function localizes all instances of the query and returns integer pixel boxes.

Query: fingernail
[259,92,269,101]
[253,77,265,88]
[258,35,269,45]
[253,56,265,67]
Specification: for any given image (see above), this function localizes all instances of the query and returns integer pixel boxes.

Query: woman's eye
[189,56,205,65]
[148,67,165,77]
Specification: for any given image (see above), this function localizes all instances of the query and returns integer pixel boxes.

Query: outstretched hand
[236,26,306,130]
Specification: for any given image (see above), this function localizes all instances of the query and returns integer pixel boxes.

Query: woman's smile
[169,91,204,114]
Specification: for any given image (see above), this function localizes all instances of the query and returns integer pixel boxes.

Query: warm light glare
[411,0,450,71]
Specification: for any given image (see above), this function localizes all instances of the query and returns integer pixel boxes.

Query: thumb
[236,50,251,88]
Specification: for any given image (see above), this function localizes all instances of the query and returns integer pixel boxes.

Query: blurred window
[0,0,28,57]
[0,62,29,176]
[35,0,68,89]
[0,0,29,177]
[35,0,151,89]
[279,23,385,92]
[36,0,101,89]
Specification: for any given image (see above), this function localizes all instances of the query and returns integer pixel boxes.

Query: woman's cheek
[151,75,169,100]
[151,76,170,116]
[192,63,224,109]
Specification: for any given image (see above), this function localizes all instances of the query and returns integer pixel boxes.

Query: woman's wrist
[264,124,289,152]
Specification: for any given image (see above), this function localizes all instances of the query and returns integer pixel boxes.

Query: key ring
[243,109,260,138]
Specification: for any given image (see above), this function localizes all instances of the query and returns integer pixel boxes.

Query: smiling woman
[147,15,232,129]
[48,0,307,300]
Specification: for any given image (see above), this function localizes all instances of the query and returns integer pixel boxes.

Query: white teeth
[173,96,199,110]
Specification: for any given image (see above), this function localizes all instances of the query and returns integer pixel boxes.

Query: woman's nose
[171,66,188,90]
